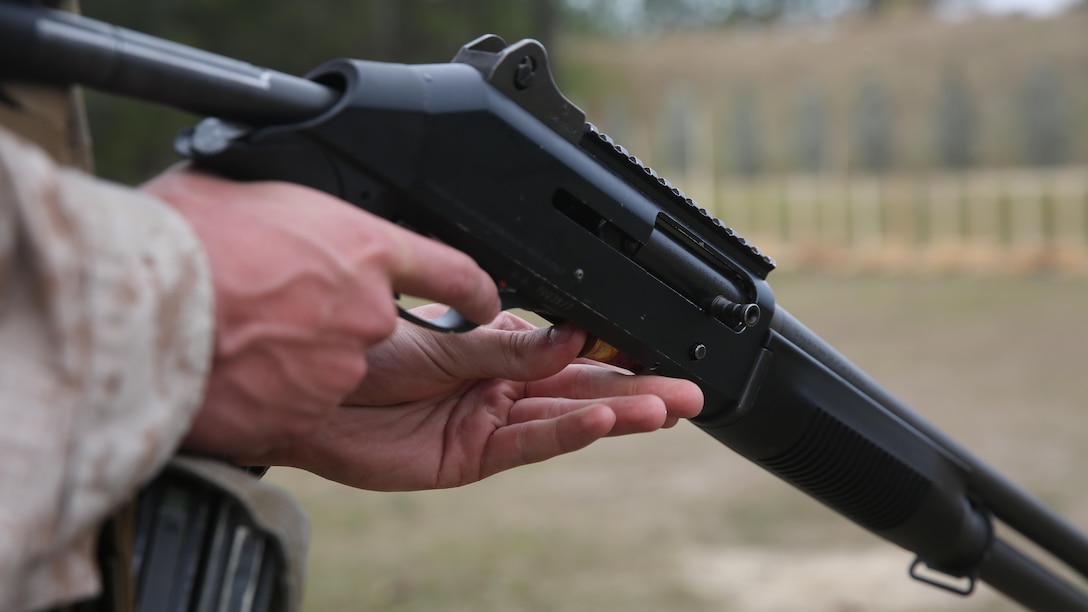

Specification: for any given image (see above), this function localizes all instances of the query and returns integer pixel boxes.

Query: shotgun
[3,3,1087,609]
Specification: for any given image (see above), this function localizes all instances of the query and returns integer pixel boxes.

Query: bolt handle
[710,296,761,329]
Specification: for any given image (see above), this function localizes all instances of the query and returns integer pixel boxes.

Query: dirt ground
[267,273,1088,611]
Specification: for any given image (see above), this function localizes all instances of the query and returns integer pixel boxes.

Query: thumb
[446,320,587,382]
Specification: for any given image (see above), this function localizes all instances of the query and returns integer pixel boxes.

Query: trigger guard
[396,289,544,334]
[397,305,478,333]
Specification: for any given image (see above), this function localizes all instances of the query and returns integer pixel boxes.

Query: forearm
[0,127,215,610]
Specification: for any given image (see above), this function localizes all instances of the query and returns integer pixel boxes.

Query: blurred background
[81,1,1088,610]
[85,0,1088,276]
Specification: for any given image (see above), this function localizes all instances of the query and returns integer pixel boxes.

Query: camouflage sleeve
[0,127,215,610]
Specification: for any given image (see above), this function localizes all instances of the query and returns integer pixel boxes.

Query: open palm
[252,306,704,491]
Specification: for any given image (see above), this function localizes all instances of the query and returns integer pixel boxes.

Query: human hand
[142,168,500,457]
[241,305,705,490]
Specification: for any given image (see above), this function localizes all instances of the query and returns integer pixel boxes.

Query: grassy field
[267,274,1088,612]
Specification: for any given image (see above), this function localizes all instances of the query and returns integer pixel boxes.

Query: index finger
[247,180,502,326]
[384,222,501,326]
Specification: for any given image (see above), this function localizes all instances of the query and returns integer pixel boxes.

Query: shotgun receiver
[3,4,1088,609]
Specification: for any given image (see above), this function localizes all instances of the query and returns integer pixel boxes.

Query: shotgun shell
[579,337,647,373]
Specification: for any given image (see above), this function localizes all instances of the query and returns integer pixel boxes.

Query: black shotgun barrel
[0,2,338,124]
[768,308,1088,583]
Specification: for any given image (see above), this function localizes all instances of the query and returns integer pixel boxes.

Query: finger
[507,394,668,437]
[417,318,588,383]
[480,404,616,479]
[526,365,704,419]
[383,224,501,325]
